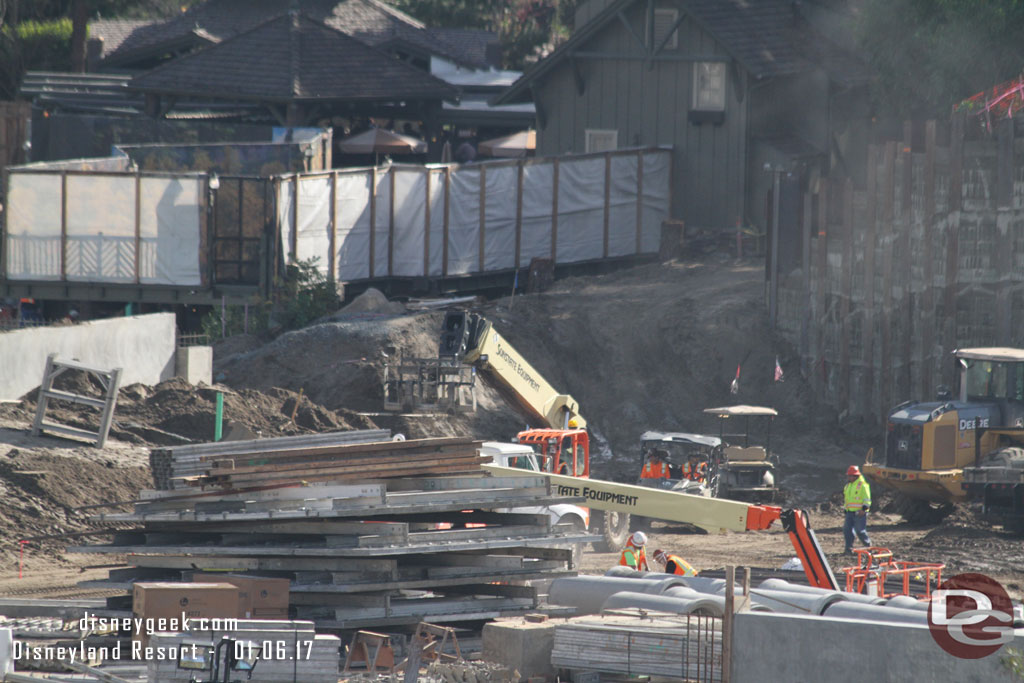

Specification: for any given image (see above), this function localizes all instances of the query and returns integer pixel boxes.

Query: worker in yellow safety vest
[843,465,872,554]
[653,548,698,576]
[619,531,650,570]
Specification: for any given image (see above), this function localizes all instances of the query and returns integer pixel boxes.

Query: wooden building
[495,0,871,234]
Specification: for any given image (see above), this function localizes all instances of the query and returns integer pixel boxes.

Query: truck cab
[514,428,590,478]
[479,441,589,533]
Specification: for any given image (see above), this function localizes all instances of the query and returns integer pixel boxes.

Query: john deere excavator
[863,347,1024,523]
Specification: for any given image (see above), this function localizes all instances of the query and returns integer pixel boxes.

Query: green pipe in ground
[215,391,224,442]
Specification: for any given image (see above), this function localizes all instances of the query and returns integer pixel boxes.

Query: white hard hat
[632,531,647,546]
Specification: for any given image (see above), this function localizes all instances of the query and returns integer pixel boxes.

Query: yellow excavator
[863,347,1024,522]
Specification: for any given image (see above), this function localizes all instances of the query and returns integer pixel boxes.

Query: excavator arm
[485,464,839,590]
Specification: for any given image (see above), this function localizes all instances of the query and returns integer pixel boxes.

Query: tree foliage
[389,0,583,69]
[201,258,341,340]
[0,0,198,97]
[857,0,1024,119]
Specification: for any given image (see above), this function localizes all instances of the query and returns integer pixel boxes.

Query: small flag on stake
[730,364,741,394]
[774,356,784,383]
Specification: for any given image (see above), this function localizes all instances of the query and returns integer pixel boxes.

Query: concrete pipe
[758,578,886,605]
[662,586,703,600]
[883,595,931,612]
[605,566,657,579]
[748,588,847,615]
[601,591,726,617]
[548,575,688,614]
[822,601,930,625]
[680,577,735,594]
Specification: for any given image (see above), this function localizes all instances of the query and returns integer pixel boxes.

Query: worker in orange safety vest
[640,450,670,479]
[681,455,707,482]
[653,548,698,576]
[619,531,650,570]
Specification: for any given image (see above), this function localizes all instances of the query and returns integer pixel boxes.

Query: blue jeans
[843,510,871,551]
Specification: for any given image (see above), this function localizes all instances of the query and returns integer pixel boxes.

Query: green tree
[201,257,342,340]
[857,0,1024,119]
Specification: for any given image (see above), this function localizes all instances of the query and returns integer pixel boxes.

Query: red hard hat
[847,465,860,476]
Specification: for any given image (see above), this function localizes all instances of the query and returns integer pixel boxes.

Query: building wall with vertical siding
[533,1,747,230]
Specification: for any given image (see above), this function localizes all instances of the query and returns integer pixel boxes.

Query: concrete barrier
[0,313,176,400]
[732,611,1024,683]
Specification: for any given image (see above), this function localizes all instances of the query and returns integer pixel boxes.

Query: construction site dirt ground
[0,257,1022,601]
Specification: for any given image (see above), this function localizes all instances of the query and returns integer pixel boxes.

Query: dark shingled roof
[128,12,457,102]
[88,19,155,58]
[429,27,501,69]
[100,0,487,69]
[496,0,869,104]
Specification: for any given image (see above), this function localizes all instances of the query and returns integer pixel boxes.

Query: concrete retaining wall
[732,611,1024,683]
[0,312,176,400]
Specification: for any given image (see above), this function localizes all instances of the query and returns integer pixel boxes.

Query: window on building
[693,61,726,111]
[585,129,618,153]
[650,9,679,50]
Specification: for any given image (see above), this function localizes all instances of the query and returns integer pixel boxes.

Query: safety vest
[663,554,698,577]
[619,540,648,570]
[844,476,871,512]
[682,461,707,481]
[641,459,669,479]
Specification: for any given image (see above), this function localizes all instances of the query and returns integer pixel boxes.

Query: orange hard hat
[846,465,860,476]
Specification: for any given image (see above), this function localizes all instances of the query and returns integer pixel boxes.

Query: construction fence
[276,147,670,281]
[777,116,1024,424]
[2,147,670,295]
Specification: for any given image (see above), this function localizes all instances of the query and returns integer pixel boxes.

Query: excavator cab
[515,428,590,478]
[865,347,1024,522]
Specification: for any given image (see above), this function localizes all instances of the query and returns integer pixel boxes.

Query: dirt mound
[336,287,407,315]
[215,312,522,442]
[211,260,869,500]
[11,375,379,447]
[0,451,150,568]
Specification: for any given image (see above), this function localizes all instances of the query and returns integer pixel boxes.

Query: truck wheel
[895,495,954,524]
[592,509,631,552]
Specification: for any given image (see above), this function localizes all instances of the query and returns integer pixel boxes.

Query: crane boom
[484,463,838,590]
[446,312,585,429]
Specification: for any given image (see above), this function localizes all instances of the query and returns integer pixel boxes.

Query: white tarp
[483,165,517,270]
[608,154,640,257]
[519,163,554,264]
[270,148,671,281]
[392,170,426,276]
[427,169,446,276]
[5,173,62,280]
[138,177,202,285]
[278,178,296,264]
[335,172,372,281]
[5,172,202,285]
[556,157,605,262]
[642,151,670,253]
[65,174,135,282]
[295,176,331,273]
[447,167,481,275]
[373,171,391,277]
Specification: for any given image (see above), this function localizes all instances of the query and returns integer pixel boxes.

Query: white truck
[481,441,590,566]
